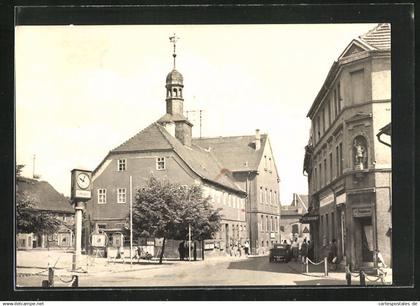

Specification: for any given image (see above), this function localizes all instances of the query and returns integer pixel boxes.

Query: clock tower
[158,34,193,146]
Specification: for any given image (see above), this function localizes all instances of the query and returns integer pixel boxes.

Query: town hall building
[86,36,281,255]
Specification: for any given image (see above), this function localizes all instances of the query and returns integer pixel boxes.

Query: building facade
[194,131,281,255]
[280,193,310,242]
[16,177,75,249]
[302,24,392,270]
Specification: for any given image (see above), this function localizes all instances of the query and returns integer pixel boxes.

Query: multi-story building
[302,23,392,270]
[194,131,281,255]
[86,42,281,255]
[280,193,309,241]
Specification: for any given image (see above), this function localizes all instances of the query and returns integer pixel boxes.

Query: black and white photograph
[14,21,395,288]
[7,4,415,299]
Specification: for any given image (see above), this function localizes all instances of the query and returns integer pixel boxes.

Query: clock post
[70,169,92,271]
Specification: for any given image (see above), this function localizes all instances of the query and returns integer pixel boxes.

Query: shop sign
[270,232,276,239]
[146,239,155,246]
[91,233,107,247]
[353,207,372,218]
[320,193,334,207]
[300,215,319,223]
[336,193,346,205]
[204,242,215,250]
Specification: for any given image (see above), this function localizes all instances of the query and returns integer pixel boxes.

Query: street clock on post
[71,169,92,203]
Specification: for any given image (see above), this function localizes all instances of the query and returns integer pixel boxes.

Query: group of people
[228,240,250,257]
[282,237,314,263]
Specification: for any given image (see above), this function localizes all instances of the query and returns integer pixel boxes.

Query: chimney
[255,129,261,150]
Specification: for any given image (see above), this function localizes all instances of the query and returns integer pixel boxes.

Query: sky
[15,23,377,205]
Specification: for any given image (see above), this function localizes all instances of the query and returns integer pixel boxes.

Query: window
[259,187,263,203]
[327,98,332,126]
[260,215,264,231]
[317,116,321,140]
[318,163,322,189]
[269,190,272,204]
[97,223,107,230]
[274,191,277,205]
[280,226,285,232]
[156,157,166,170]
[266,216,269,232]
[350,70,364,104]
[270,217,273,232]
[118,159,126,171]
[334,89,338,117]
[329,153,333,183]
[265,188,268,204]
[339,143,343,175]
[269,157,272,172]
[264,155,267,170]
[337,82,342,111]
[323,159,327,186]
[336,146,340,178]
[117,188,126,204]
[322,108,325,133]
[98,189,106,204]
[331,212,336,240]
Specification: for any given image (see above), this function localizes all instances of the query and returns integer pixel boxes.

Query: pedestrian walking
[178,241,185,261]
[193,241,197,261]
[307,240,314,261]
[300,238,309,264]
[328,239,338,271]
[244,240,250,256]
[291,238,299,262]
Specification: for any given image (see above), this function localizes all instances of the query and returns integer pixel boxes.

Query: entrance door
[360,217,374,262]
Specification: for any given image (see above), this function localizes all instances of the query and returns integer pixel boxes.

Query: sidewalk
[285,260,393,285]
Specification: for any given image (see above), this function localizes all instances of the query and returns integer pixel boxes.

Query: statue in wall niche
[353,138,367,170]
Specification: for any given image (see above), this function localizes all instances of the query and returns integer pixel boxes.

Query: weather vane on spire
[169,33,179,69]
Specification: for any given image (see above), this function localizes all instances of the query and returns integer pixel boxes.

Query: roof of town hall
[192,135,268,172]
[307,23,390,118]
[106,122,246,194]
[16,177,73,213]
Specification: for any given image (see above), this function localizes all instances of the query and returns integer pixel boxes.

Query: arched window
[353,135,368,170]
[173,88,178,97]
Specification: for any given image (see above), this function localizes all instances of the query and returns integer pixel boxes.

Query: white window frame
[117,188,127,204]
[97,188,107,204]
[156,157,166,170]
[117,159,127,171]
[260,187,263,203]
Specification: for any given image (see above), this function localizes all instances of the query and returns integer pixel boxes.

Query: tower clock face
[76,173,91,190]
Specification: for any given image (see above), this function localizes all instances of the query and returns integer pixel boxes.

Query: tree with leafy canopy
[132,177,222,264]
[16,165,62,239]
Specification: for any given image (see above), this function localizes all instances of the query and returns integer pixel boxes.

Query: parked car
[269,243,291,263]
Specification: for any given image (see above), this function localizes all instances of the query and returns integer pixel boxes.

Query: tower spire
[169,33,179,69]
